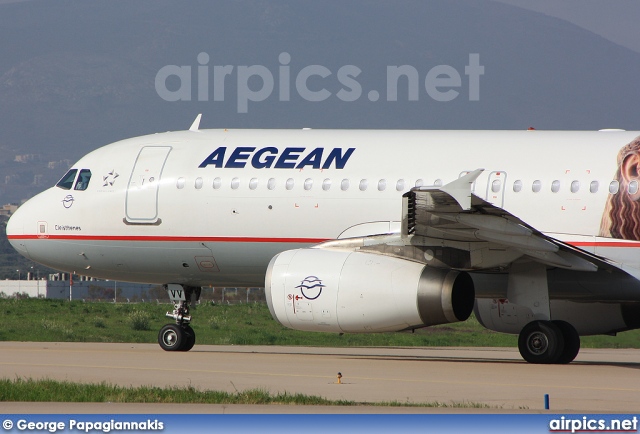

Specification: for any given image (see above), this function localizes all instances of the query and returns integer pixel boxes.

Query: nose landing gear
[158,284,201,352]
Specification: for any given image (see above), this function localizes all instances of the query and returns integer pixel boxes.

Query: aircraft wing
[319,169,609,273]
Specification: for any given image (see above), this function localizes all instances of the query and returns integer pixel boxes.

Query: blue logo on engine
[295,276,325,300]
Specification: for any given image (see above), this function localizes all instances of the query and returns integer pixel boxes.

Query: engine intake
[265,249,474,333]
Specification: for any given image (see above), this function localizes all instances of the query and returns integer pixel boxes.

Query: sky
[0,0,640,53]
[1,0,639,162]
[494,0,640,53]
[2,0,639,55]
[1,0,637,55]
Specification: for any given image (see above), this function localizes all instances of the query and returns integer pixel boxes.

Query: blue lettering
[275,147,305,169]
[199,146,355,169]
[252,147,278,169]
[322,148,355,169]
[296,148,323,169]
[225,147,256,168]
[198,147,226,168]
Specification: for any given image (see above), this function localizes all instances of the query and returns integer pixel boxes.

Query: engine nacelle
[265,249,475,333]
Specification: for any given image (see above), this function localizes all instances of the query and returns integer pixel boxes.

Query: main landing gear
[158,284,201,352]
[518,320,580,364]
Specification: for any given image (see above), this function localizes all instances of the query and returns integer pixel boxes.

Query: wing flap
[322,169,607,273]
[398,169,604,272]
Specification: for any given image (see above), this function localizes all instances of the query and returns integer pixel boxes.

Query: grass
[0,298,634,408]
[0,298,639,349]
[0,298,512,347]
[0,378,492,408]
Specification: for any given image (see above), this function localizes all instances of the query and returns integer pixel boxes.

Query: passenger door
[125,146,172,224]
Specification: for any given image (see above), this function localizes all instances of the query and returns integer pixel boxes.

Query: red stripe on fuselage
[7,236,640,248]
[568,241,640,248]
[6,234,329,243]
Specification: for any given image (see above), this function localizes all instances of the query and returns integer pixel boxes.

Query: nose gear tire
[158,324,184,351]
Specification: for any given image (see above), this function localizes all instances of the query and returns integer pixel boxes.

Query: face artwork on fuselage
[600,136,640,240]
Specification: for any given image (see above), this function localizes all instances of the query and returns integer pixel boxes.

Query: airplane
[7,116,640,363]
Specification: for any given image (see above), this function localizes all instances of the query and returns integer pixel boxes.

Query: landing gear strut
[517,320,580,364]
[158,284,201,352]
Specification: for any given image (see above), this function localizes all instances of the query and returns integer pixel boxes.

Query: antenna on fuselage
[189,114,202,132]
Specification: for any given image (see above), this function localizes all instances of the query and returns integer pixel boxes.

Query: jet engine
[265,249,475,333]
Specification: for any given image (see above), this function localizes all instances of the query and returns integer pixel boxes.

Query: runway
[0,342,639,413]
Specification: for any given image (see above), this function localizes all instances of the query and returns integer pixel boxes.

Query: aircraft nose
[6,204,31,259]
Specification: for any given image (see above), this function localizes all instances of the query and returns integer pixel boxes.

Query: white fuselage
[7,129,640,287]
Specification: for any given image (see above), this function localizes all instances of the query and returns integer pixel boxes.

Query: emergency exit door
[486,171,507,207]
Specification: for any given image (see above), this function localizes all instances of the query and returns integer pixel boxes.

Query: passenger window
[532,180,542,193]
[304,178,313,190]
[513,180,522,192]
[286,178,294,190]
[213,177,222,189]
[434,179,443,187]
[378,179,387,191]
[341,179,350,191]
[74,169,91,191]
[359,179,368,191]
[249,178,258,190]
[322,179,331,191]
[195,177,203,189]
[414,179,423,188]
[590,180,599,193]
[571,180,580,193]
[629,180,639,195]
[397,179,406,190]
[56,169,78,190]
[491,179,501,193]
[231,178,240,189]
[609,180,619,194]
[177,177,185,189]
[267,178,276,190]
[551,180,560,193]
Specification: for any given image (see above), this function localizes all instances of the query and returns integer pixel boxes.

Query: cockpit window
[56,169,78,190]
[74,169,92,191]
